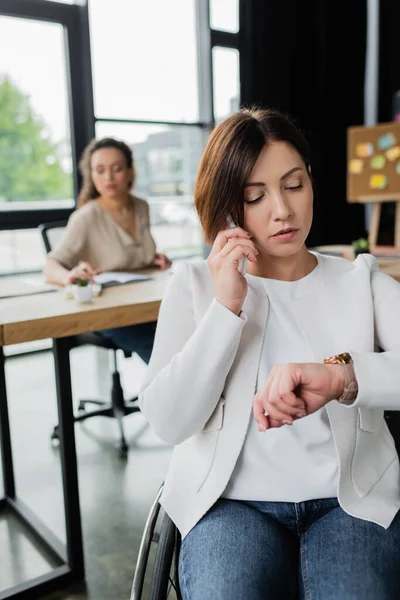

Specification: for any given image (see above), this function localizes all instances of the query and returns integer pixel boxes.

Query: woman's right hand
[64,261,100,286]
[207,226,259,315]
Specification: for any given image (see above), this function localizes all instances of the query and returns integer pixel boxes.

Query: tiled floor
[0,345,173,599]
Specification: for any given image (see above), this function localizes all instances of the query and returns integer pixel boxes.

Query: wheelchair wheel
[149,512,181,600]
[130,485,181,600]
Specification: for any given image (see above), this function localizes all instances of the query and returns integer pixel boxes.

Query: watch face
[324,352,352,365]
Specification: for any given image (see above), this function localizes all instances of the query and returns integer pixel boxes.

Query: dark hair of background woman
[77,137,135,207]
[194,107,311,243]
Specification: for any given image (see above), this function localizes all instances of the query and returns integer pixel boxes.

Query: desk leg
[0,343,85,599]
[52,337,85,579]
[0,346,15,497]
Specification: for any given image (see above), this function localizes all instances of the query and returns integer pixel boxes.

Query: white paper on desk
[22,277,59,290]
[93,271,152,285]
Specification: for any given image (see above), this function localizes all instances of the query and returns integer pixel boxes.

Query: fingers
[253,380,307,431]
[214,241,258,274]
[78,261,96,278]
[153,254,171,270]
[69,262,96,283]
[212,227,252,254]
[253,393,270,431]
[253,399,291,432]
[219,237,259,261]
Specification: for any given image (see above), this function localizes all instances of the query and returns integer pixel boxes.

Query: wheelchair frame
[131,485,181,600]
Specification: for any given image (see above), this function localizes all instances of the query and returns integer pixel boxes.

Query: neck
[247,246,317,281]
[97,192,131,211]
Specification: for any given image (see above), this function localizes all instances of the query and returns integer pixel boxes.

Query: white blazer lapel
[222,281,269,437]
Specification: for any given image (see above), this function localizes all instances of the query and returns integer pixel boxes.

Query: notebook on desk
[93,271,153,287]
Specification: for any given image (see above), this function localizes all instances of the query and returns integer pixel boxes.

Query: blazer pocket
[202,397,226,432]
[351,409,397,497]
[196,398,226,491]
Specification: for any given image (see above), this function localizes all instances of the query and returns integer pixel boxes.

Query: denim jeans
[179,497,400,600]
[97,321,157,364]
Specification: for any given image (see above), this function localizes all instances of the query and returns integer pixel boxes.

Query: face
[243,141,313,258]
[91,147,133,198]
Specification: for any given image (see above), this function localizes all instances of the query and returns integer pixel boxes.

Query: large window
[89,0,209,260]
[89,0,199,123]
[1,0,241,272]
[0,15,74,210]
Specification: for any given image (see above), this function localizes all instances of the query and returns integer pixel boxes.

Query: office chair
[38,220,141,456]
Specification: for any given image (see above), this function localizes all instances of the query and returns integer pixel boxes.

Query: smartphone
[226,215,248,275]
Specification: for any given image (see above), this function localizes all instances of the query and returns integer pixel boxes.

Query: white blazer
[139,252,400,539]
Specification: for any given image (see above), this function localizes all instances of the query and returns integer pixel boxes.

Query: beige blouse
[49,196,157,271]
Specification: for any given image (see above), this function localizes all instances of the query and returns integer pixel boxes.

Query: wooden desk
[0,271,168,346]
[0,271,168,600]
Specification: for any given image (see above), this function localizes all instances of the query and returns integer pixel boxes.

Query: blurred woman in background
[44,137,171,362]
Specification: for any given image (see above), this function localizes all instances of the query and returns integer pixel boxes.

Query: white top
[223,262,338,501]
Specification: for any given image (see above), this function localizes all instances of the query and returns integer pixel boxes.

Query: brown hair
[194,107,311,242]
[77,137,135,207]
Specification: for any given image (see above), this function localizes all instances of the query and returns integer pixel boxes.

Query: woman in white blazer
[139,108,400,599]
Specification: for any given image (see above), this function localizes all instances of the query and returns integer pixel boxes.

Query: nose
[271,190,293,221]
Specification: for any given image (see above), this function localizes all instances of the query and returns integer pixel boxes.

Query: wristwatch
[323,352,358,403]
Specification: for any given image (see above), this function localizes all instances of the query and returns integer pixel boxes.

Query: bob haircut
[194,107,311,243]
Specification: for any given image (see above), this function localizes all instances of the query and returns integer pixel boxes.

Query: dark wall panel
[239,0,367,246]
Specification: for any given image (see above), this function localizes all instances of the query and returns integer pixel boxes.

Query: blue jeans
[179,497,400,600]
[97,321,157,364]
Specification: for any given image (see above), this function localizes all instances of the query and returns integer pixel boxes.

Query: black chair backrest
[38,220,68,254]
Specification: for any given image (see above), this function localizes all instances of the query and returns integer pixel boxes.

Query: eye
[244,194,264,205]
[285,184,303,191]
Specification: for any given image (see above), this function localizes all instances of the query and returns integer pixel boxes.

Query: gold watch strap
[323,352,358,403]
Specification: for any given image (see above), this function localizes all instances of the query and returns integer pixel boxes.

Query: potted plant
[71,278,93,303]
[352,237,370,257]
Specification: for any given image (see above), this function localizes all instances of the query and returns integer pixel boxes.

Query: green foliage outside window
[0,76,72,202]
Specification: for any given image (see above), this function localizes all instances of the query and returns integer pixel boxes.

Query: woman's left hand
[253,362,347,431]
[152,253,172,270]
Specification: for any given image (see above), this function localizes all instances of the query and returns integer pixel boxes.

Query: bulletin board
[347,122,400,203]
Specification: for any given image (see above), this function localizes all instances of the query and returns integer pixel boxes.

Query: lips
[273,227,298,236]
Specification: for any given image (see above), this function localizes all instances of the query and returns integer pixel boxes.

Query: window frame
[0,0,241,246]
[0,0,95,230]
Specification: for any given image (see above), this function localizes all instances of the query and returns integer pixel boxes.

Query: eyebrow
[93,162,124,168]
[244,166,303,187]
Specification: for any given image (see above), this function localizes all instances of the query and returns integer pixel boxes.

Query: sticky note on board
[396,161,400,174]
[348,159,363,174]
[386,145,400,161]
[369,174,388,190]
[370,154,386,169]
[378,133,397,150]
[356,142,374,157]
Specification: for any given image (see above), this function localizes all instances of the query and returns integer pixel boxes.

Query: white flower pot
[72,283,93,303]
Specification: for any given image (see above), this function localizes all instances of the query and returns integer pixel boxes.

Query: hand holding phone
[207,216,257,315]
[226,216,248,276]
